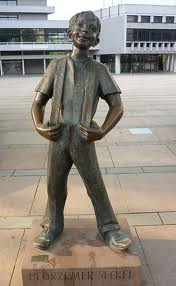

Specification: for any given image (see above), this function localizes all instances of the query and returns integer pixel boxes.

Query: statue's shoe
[33,228,62,250]
[100,228,132,252]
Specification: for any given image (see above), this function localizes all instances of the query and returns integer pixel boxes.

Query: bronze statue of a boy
[31,11,131,252]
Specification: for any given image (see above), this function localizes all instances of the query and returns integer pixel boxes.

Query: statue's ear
[67,29,72,39]
[93,38,100,47]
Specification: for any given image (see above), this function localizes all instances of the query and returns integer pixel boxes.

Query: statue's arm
[79,92,123,142]
[101,92,123,136]
[31,92,48,129]
[31,92,62,141]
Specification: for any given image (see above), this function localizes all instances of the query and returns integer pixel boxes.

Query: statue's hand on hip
[79,122,103,143]
[36,122,63,141]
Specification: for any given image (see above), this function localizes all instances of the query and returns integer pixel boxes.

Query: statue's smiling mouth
[78,35,89,41]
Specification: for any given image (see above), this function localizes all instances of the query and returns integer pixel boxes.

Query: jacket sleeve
[34,59,58,99]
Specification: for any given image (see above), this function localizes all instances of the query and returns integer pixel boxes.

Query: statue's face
[70,14,98,49]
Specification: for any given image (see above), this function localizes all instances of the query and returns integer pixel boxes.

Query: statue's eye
[89,25,96,32]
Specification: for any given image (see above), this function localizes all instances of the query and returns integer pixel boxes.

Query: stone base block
[22,218,142,286]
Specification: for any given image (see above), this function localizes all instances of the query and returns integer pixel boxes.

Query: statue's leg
[71,140,117,231]
[34,141,73,250]
[71,138,131,251]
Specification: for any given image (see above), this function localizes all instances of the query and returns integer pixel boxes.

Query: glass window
[1,51,21,55]
[166,16,174,23]
[154,16,162,23]
[0,1,17,5]
[0,28,20,42]
[141,16,150,23]
[126,43,131,47]
[127,15,138,23]
[127,28,176,42]
[0,14,18,19]
[22,28,45,42]
[45,28,70,43]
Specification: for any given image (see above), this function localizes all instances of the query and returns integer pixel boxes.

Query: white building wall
[119,4,176,16]
[18,0,47,6]
[18,14,47,20]
[97,16,125,55]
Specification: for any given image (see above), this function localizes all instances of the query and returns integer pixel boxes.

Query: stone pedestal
[22,218,142,286]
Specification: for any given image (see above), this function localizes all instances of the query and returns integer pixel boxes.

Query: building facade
[0,1,176,75]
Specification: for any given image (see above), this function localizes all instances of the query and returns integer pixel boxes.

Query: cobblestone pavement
[1,73,176,286]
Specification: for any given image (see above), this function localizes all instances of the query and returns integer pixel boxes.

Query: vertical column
[173,54,176,72]
[162,16,166,23]
[150,16,154,23]
[166,55,171,71]
[96,55,101,63]
[131,42,134,52]
[156,43,159,52]
[22,58,25,75]
[138,15,141,23]
[162,43,165,52]
[150,43,153,52]
[0,60,3,76]
[115,54,120,74]
[44,58,46,72]
[170,54,174,72]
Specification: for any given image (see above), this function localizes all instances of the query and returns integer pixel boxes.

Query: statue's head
[68,11,101,50]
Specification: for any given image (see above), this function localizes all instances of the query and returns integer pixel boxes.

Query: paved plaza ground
[0,73,176,285]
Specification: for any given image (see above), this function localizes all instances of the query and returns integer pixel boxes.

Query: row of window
[0,28,70,43]
[0,50,68,56]
[0,0,16,5]
[127,29,176,42]
[127,15,175,24]
[126,42,175,48]
[0,14,18,19]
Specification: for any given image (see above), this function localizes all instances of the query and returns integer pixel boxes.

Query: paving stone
[153,127,176,141]
[0,148,47,169]
[0,229,24,286]
[118,173,176,212]
[167,144,176,155]
[13,169,47,177]
[142,166,176,173]
[118,213,162,226]
[159,212,176,224]
[30,175,128,216]
[0,131,45,145]
[0,216,41,229]
[136,225,176,286]
[10,239,26,286]
[130,227,155,286]
[106,167,143,174]
[0,177,39,216]
[0,169,14,176]
[143,116,176,127]
[106,129,158,144]
[109,145,176,167]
